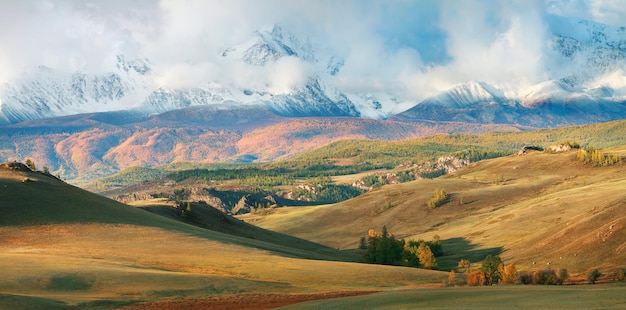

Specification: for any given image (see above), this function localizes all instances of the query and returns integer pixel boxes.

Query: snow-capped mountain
[394,16,626,127]
[420,81,508,108]
[221,25,317,66]
[0,56,151,125]
[0,25,374,125]
[394,77,626,127]
[1,17,626,127]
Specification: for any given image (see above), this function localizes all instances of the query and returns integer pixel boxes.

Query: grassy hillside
[243,146,626,276]
[0,164,449,308]
[91,119,626,195]
[280,284,626,309]
[284,118,626,169]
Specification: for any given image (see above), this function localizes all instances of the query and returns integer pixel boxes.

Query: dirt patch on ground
[121,291,378,310]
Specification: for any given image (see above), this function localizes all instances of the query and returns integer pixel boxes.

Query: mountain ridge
[1,16,625,126]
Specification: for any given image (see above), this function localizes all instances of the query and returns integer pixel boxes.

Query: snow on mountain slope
[221,25,317,66]
[548,15,626,86]
[586,69,626,99]
[217,25,365,117]
[0,25,371,124]
[2,16,626,126]
[519,80,578,107]
[420,81,507,108]
[393,15,626,126]
[0,56,151,125]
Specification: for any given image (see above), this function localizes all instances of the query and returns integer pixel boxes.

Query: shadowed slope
[0,164,350,261]
[0,163,449,309]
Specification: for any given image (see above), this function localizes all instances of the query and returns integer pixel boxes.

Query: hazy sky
[0,0,625,102]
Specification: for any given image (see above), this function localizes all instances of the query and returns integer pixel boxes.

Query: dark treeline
[292,184,364,203]
[167,167,296,187]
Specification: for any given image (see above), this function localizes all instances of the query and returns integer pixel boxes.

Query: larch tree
[417,242,437,269]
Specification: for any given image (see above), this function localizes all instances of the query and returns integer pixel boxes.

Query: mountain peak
[422,80,505,108]
[221,24,316,66]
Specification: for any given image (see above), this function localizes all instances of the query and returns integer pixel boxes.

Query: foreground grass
[280,284,626,309]
[0,224,448,308]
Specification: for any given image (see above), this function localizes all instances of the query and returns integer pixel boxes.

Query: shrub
[427,189,448,209]
[447,270,456,287]
[557,268,569,285]
[534,269,559,285]
[457,259,471,274]
[467,271,485,286]
[577,146,622,167]
[616,268,626,282]
[587,269,602,284]
[561,140,580,149]
[519,271,534,285]
[361,175,385,188]
[397,170,415,182]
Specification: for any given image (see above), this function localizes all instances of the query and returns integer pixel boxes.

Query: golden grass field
[0,166,447,309]
[2,145,626,308]
[243,148,626,276]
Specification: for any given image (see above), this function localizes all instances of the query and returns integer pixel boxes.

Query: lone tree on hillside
[481,255,503,285]
[25,159,36,171]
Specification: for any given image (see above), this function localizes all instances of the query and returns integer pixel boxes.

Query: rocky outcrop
[188,188,228,213]
[0,162,31,172]
[232,195,253,215]
[546,144,572,153]
[517,145,543,156]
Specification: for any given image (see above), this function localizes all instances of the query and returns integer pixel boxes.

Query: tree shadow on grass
[436,237,503,271]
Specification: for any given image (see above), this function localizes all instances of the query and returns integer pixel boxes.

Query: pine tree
[480,255,503,285]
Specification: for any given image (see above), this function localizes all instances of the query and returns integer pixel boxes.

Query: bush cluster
[518,268,569,285]
[427,189,448,209]
[577,146,622,167]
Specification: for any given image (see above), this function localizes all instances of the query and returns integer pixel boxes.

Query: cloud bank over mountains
[0,0,625,112]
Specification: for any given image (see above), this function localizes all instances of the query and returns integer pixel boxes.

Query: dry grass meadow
[0,167,446,309]
[243,148,626,275]
[2,145,626,308]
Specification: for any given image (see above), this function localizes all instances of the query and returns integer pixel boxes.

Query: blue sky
[0,0,624,102]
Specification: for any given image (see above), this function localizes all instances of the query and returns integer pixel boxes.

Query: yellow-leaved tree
[417,242,437,269]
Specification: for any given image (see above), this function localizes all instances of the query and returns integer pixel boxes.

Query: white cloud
[1,0,625,106]
[589,0,626,26]
[267,56,312,94]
